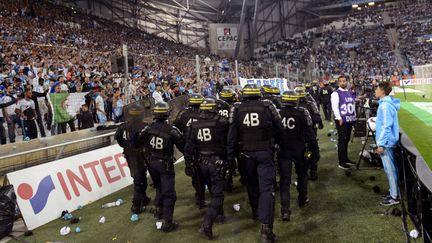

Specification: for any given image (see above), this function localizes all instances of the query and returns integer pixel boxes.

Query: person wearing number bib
[227,84,283,243]
[331,75,357,170]
[278,90,313,221]
[184,98,229,240]
[174,93,207,209]
[136,102,184,233]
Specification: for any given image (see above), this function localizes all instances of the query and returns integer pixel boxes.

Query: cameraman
[375,82,400,206]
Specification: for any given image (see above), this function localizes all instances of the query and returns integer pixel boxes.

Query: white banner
[402,78,432,86]
[239,77,289,93]
[7,145,133,230]
[216,27,238,50]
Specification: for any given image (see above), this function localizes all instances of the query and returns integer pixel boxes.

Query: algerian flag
[49,92,88,124]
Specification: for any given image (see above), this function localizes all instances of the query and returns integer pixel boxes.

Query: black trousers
[24,120,38,139]
[335,121,353,164]
[322,102,332,121]
[36,112,46,137]
[200,156,225,226]
[243,149,276,225]
[132,168,149,207]
[148,159,176,222]
[278,153,308,210]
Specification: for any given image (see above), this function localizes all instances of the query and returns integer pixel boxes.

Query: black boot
[299,197,310,208]
[131,204,146,214]
[261,224,277,243]
[162,220,178,233]
[281,208,291,222]
[198,223,213,240]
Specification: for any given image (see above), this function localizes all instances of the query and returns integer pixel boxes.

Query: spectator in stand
[114,92,125,123]
[3,85,22,143]
[19,88,38,140]
[152,83,163,103]
[77,104,94,130]
[95,89,107,125]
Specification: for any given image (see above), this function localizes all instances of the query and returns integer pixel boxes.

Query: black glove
[215,160,227,178]
[318,122,324,130]
[185,161,195,177]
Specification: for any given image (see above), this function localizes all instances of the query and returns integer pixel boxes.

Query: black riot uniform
[311,80,320,104]
[184,98,229,240]
[115,123,151,214]
[136,102,184,233]
[218,88,239,192]
[318,81,333,121]
[227,84,283,243]
[174,94,206,208]
[295,87,323,181]
[278,90,313,221]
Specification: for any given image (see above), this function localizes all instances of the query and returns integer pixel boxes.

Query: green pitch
[396,92,432,169]
[16,121,406,243]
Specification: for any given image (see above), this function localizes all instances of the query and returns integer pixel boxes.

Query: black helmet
[188,93,204,106]
[261,85,280,96]
[294,86,306,98]
[281,90,300,106]
[242,84,261,99]
[219,87,236,102]
[200,97,218,112]
[153,101,170,119]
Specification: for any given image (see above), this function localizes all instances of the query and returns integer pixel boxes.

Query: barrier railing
[0,131,117,176]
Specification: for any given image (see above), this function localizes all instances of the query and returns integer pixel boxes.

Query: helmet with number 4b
[242,84,261,99]
[153,101,170,119]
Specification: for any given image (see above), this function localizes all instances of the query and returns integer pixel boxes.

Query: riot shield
[168,94,189,124]
[123,97,154,132]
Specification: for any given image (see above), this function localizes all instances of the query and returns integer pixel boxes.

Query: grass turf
[16,120,406,243]
[395,93,432,168]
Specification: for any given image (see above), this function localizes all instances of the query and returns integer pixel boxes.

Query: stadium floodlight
[368,2,375,6]
[352,4,359,8]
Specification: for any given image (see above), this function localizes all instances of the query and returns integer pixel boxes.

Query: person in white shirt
[96,89,107,125]
[3,85,20,143]
[152,83,163,103]
[331,75,357,170]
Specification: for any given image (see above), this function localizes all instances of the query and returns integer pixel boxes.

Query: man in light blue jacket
[375,82,400,206]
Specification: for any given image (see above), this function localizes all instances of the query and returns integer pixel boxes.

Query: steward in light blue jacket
[375,96,400,147]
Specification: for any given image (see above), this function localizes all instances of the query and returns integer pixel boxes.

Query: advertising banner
[239,77,289,93]
[7,145,133,229]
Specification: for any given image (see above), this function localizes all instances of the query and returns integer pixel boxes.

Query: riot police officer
[227,84,283,243]
[136,102,184,232]
[217,88,237,192]
[261,85,282,109]
[319,80,333,121]
[174,94,206,208]
[311,80,320,103]
[329,79,339,91]
[295,86,323,181]
[184,97,229,240]
[278,90,313,221]
[115,122,151,214]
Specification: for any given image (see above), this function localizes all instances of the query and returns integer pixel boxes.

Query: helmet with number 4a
[189,93,204,106]
[219,87,236,102]
[294,86,306,98]
[200,97,218,112]
[153,101,170,119]
[281,89,300,106]
[242,83,261,99]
